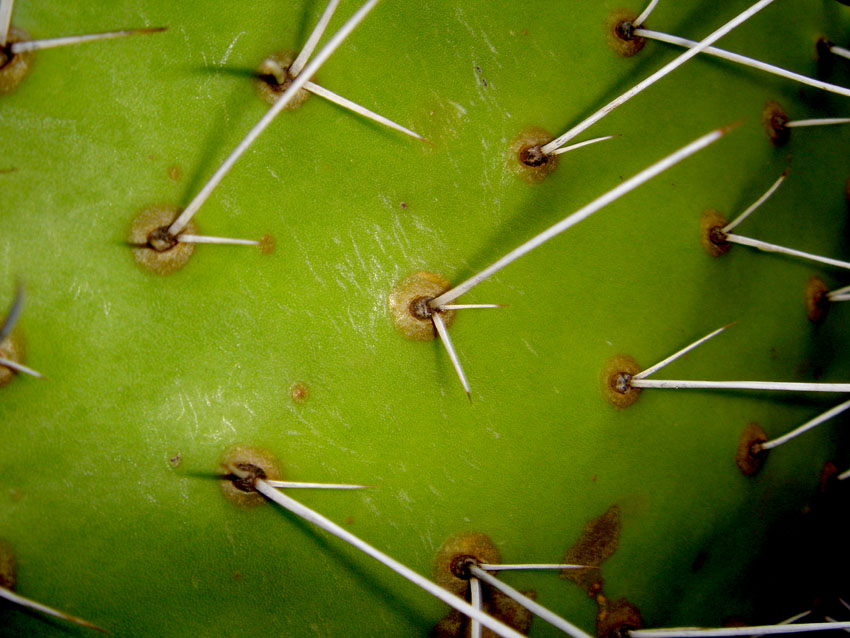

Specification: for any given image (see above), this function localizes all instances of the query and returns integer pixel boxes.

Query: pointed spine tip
[720,119,747,136]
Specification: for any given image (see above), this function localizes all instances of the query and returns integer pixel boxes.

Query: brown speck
[400,202,407,209]
[0,167,16,174]
[562,505,621,593]
[290,382,309,404]
[167,165,183,181]
[762,101,790,146]
[805,276,830,323]
[232,572,242,580]
[344,516,355,525]
[521,28,529,36]
[600,355,642,409]
[700,209,731,258]
[509,126,559,184]
[605,10,646,57]
[168,453,182,468]
[735,423,768,476]
[591,474,598,482]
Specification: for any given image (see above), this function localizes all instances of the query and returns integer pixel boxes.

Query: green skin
[1,0,850,635]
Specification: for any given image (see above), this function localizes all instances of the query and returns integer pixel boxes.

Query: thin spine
[759,397,850,451]
[785,118,850,128]
[10,28,166,54]
[840,468,850,480]
[540,0,775,154]
[633,324,733,381]
[167,0,381,236]
[725,233,850,271]
[0,586,107,634]
[632,29,850,99]
[470,576,482,638]
[633,0,660,28]
[439,304,505,310]
[750,611,812,638]
[305,80,427,142]
[469,564,595,638]
[429,125,729,308]
[827,284,850,298]
[549,135,619,156]
[0,281,24,343]
[0,0,13,47]
[829,43,850,61]
[290,0,340,77]
[479,563,588,571]
[722,170,787,233]
[825,618,850,634]
[0,357,43,379]
[251,478,526,638]
[828,294,850,302]
[629,379,850,392]
[432,311,471,401]
[176,234,259,246]
[263,480,373,490]
[630,622,850,638]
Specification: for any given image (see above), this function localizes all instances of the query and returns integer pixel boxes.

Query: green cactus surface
[2,0,850,636]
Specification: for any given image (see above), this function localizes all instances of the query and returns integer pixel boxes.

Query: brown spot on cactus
[762,100,790,146]
[431,587,536,637]
[432,531,500,597]
[290,382,309,404]
[509,126,560,184]
[484,588,536,637]
[128,204,196,275]
[735,422,768,476]
[605,10,646,58]
[0,331,25,388]
[601,355,642,409]
[259,234,276,254]
[596,595,643,638]
[0,538,16,591]
[388,271,456,341]
[254,51,311,109]
[700,209,731,258]
[167,165,182,181]
[805,276,830,323]
[0,28,35,96]
[562,505,621,593]
[219,445,283,508]
[819,461,839,492]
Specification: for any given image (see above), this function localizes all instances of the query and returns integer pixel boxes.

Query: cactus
[2,0,850,636]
